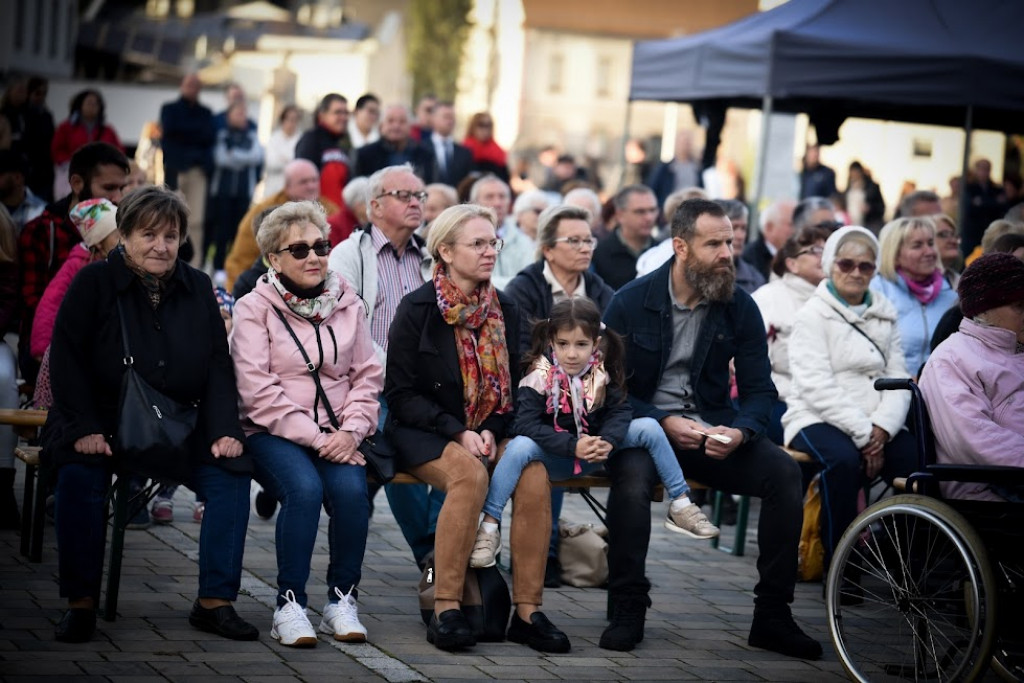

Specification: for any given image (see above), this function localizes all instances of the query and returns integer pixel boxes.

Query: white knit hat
[821,225,880,275]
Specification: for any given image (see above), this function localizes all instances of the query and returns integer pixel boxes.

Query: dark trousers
[56,462,251,603]
[791,423,916,569]
[606,437,803,608]
[206,194,250,270]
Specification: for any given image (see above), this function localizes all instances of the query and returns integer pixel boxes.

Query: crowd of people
[1,73,1023,663]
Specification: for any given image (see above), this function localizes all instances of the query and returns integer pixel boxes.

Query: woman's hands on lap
[861,425,888,478]
[318,430,365,465]
[74,434,112,456]
[456,430,496,462]
[211,436,244,459]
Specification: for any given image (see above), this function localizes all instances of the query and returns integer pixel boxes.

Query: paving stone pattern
[0,467,851,682]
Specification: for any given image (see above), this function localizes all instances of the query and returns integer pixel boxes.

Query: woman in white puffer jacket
[782,226,916,574]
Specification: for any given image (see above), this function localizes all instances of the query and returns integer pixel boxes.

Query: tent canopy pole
[750,95,774,235]
[957,105,974,256]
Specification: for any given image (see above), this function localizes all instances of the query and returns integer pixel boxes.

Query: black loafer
[426,609,476,651]
[55,608,96,643]
[189,600,259,641]
[507,611,571,653]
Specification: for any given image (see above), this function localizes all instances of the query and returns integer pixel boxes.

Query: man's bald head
[284,159,321,201]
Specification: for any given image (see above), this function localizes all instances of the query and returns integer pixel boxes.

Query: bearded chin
[684,257,736,302]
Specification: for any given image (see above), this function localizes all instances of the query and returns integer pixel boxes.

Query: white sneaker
[665,504,720,539]
[271,590,317,647]
[319,587,368,642]
[469,525,500,568]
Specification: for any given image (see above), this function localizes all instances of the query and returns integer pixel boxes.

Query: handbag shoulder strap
[273,307,341,430]
[115,297,134,367]
[843,316,886,364]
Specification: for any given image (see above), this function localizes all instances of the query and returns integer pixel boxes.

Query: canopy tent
[629,0,1024,137]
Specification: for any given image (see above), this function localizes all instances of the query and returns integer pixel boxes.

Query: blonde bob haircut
[257,200,328,257]
[877,216,937,281]
[426,203,497,262]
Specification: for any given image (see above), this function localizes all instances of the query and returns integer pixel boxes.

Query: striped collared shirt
[370,224,426,350]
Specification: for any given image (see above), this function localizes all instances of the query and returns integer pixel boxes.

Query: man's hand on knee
[659,416,707,451]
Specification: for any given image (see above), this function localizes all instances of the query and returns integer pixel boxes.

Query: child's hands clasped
[575,435,613,462]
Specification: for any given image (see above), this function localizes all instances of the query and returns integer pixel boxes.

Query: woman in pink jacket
[920,252,1024,502]
[231,201,383,648]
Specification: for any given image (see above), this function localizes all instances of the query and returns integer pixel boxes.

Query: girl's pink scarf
[546,350,602,475]
[898,267,944,305]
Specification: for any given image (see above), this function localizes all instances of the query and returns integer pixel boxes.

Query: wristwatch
[739,428,755,444]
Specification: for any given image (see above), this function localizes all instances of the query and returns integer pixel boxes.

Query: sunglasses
[813,220,845,231]
[835,258,876,275]
[277,240,331,259]
[796,246,824,257]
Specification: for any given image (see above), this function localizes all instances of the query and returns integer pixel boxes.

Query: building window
[548,54,564,94]
[596,56,612,98]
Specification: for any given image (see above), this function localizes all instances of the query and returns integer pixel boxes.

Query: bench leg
[19,463,35,559]
[30,467,46,562]
[709,492,750,557]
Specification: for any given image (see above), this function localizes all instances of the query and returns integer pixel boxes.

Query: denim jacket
[603,257,776,437]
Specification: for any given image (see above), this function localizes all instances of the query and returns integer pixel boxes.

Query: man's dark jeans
[606,438,803,607]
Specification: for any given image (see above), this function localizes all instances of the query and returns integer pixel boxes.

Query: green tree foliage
[406,0,473,102]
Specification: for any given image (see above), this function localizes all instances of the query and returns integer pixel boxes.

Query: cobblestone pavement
[1,467,852,682]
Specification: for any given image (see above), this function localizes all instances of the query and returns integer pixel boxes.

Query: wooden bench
[389,472,754,556]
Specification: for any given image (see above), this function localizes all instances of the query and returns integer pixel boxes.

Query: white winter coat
[782,281,911,448]
[751,273,818,403]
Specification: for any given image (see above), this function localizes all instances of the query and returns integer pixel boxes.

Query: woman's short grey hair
[366,163,414,205]
[536,204,592,259]
[343,176,370,209]
[257,201,328,256]
[426,204,497,261]
[116,185,189,240]
[877,216,936,281]
[792,196,836,231]
[512,189,550,217]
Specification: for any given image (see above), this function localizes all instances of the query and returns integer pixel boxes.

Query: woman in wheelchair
[919,251,1024,502]
[782,226,918,573]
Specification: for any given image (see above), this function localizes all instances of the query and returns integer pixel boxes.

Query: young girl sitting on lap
[470,298,718,568]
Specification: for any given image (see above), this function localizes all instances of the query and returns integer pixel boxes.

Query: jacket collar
[958,317,1021,354]
[644,257,675,312]
[814,279,896,322]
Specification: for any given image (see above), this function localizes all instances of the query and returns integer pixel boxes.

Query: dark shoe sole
[189,615,260,641]
[426,627,476,650]
[508,630,571,653]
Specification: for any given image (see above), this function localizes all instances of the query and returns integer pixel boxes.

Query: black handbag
[113,298,197,485]
[273,308,396,483]
[418,551,511,642]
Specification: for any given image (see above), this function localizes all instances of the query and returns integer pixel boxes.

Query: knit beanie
[958,252,1024,318]
[214,286,235,316]
[69,198,118,248]
[821,225,880,275]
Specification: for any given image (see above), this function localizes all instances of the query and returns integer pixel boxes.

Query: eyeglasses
[813,220,844,231]
[457,238,503,254]
[277,240,331,259]
[936,230,959,240]
[376,189,428,203]
[834,258,877,275]
[796,246,824,257]
[554,236,598,251]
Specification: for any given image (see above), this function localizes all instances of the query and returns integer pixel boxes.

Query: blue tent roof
[630,0,1024,132]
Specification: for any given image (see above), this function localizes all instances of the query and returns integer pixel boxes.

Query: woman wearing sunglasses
[871,216,958,377]
[231,201,384,647]
[750,225,831,445]
[782,226,916,579]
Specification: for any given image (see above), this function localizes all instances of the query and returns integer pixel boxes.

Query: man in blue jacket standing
[601,198,820,660]
[160,73,215,265]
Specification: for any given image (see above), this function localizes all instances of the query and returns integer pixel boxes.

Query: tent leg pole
[751,95,773,234]
[957,105,974,256]
[618,101,633,189]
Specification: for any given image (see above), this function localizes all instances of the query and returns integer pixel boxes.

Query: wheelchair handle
[874,378,914,391]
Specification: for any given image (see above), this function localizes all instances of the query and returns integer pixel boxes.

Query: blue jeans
[247,432,369,608]
[483,417,689,521]
[791,422,917,570]
[56,461,250,602]
[378,398,445,567]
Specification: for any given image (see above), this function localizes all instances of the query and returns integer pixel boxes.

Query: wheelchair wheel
[827,495,997,682]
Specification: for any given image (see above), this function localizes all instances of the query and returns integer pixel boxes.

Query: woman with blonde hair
[871,216,958,375]
[386,203,567,652]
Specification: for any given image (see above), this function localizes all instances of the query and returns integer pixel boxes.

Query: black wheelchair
[825,379,1024,682]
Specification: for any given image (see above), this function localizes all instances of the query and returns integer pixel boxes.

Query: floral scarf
[120,244,173,309]
[544,350,604,475]
[898,267,944,305]
[433,262,512,431]
[266,267,341,322]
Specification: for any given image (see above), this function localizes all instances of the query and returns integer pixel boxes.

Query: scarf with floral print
[542,350,604,474]
[433,262,512,431]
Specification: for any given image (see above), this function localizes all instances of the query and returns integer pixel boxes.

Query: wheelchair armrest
[924,464,1024,486]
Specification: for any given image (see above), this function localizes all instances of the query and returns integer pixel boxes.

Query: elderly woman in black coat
[44,186,257,644]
